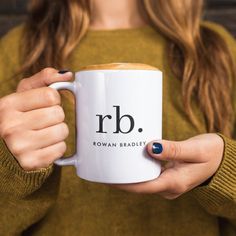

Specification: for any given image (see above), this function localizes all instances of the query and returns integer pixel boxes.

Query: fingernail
[58,69,70,74]
[152,143,163,154]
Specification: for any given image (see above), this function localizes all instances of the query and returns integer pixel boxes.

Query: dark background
[0,0,236,37]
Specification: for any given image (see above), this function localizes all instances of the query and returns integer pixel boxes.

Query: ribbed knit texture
[0,139,53,197]
[0,22,235,236]
[193,135,236,217]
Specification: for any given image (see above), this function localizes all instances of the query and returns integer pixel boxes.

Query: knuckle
[43,87,61,105]
[17,79,29,91]
[3,128,29,156]
[168,142,181,159]
[34,157,50,170]
[41,67,57,78]
[18,156,37,171]
[19,154,50,171]
[53,105,65,122]
[0,125,15,140]
[60,122,69,138]
[0,96,12,113]
[10,140,27,156]
[56,142,67,157]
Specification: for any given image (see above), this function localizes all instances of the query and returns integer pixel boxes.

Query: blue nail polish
[152,143,163,154]
[58,70,69,74]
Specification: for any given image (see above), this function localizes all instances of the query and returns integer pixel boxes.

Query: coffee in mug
[49,63,163,184]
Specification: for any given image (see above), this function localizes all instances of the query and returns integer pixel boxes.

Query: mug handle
[49,82,77,166]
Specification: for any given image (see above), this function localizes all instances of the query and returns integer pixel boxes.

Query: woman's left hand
[113,133,224,199]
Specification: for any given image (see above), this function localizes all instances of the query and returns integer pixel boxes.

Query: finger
[12,123,69,154]
[158,192,181,200]
[17,68,73,92]
[7,87,61,112]
[22,105,65,130]
[29,122,69,150]
[114,164,192,195]
[146,139,202,162]
[113,173,172,194]
[18,141,67,171]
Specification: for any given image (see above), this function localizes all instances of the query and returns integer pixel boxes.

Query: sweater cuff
[192,134,236,211]
[0,139,53,196]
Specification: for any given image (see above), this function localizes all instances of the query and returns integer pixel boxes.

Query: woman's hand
[0,68,72,171]
[114,134,224,199]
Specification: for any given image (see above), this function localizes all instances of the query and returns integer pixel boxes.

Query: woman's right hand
[0,68,73,171]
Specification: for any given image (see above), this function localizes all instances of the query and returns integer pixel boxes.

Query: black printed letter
[96,115,112,133]
[113,106,135,134]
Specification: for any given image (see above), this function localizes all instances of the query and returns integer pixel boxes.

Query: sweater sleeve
[192,22,236,227]
[0,26,60,235]
[0,139,54,197]
[192,134,236,226]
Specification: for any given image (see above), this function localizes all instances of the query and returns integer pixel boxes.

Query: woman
[0,0,235,235]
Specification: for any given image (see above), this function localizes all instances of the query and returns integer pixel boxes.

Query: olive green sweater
[0,22,236,236]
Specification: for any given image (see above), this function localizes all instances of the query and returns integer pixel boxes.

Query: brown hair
[20,0,235,137]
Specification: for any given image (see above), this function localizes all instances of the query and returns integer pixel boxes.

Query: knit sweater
[0,22,236,236]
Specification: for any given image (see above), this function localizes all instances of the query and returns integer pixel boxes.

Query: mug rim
[78,63,160,72]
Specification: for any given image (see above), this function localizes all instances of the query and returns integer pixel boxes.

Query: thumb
[146,139,200,162]
[17,68,73,92]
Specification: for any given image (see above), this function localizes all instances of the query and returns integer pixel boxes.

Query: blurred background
[0,0,235,37]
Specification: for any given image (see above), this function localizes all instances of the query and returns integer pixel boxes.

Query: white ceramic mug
[49,63,163,184]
